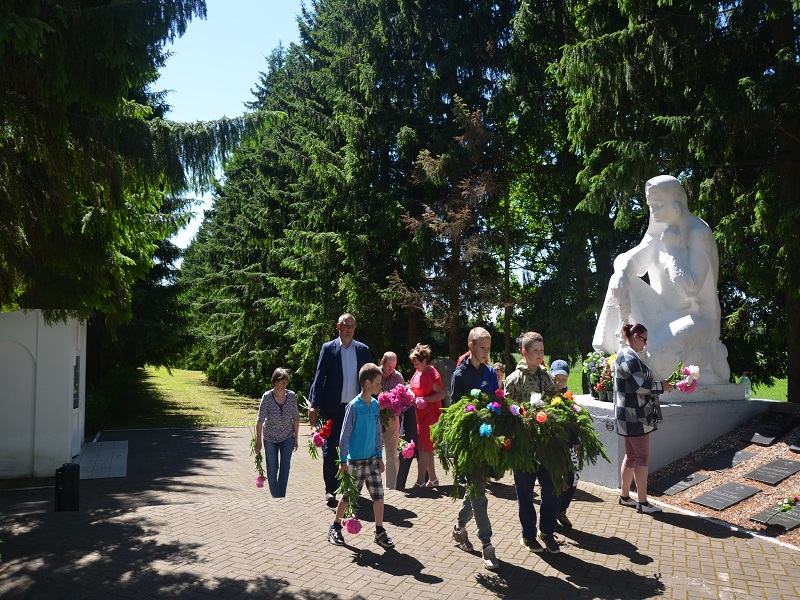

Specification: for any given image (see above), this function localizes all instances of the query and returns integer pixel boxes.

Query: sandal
[413,482,426,489]
[425,479,439,488]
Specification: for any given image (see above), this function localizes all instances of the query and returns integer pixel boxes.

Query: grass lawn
[87,366,261,434]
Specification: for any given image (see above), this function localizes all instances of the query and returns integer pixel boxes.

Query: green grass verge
[87,366,260,435]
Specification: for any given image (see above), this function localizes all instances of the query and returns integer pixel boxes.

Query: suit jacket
[309,338,372,416]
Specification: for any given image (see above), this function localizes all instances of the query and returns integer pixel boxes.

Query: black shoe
[326,493,337,507]
[520,536,544,553]
[328,525,345,545]
[538,532,560,554]
[374,529,395,549]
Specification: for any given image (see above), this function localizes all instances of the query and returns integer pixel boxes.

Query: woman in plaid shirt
[614,323,674,515]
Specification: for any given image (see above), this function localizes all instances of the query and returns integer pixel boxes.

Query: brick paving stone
[1,426,799,599]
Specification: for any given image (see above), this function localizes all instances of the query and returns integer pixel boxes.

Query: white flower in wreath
[530,392,544,407]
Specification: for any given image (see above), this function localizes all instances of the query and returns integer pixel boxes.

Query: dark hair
[622,323,647,341]
[271,367,291,384]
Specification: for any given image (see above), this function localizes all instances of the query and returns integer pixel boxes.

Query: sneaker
[328,525,345,546]
[636,502,662,515]
[520,536,544,553]
[557,511,573,529]
[538,532,560,554]
[482,544,499,570]
[374,529,395,549]
[618,495,638,507]
[452,525,473,551]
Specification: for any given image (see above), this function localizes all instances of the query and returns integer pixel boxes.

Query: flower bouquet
[398,438,416,459]
[377,384,416,432]
[668,362,700,393]
[336,461,362,534]
[308,419,333,460]
[249,429,266,489]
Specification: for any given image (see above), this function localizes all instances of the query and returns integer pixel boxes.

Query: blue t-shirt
[338,395,382,463]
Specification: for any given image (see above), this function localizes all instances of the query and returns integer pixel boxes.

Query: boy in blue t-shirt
[328,363,395,549]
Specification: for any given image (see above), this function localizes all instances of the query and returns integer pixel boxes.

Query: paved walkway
[1,427,798,599]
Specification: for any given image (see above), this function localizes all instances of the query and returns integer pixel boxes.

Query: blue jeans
[514,466,562,538]
[265,435,295,497]
[457,478,492,546]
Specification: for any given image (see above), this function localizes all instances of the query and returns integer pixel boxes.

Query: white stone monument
[592,175,739,401]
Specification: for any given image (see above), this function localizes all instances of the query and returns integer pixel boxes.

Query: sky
[157,0,303,248]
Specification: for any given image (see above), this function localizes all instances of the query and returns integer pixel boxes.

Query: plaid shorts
[348,456,384,502]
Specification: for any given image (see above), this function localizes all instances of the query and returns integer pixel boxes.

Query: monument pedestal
[576,391,775,490]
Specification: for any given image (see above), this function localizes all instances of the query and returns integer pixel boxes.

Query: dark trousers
[560,470,576,513]
[514,465,562,539]
[322,404,347,495]
[395,407,418,490]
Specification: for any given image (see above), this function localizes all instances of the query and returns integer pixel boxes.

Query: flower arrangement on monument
[308,419,333,459]
[377,384,416,432]
[582,350,610,387]
[593,354,616,393]
[667,362,700,393]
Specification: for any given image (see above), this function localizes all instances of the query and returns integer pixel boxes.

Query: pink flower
[494,389,505,399]
[465,404,476,413]
[343,517,362,534]
[312,432,324,447]
[677,379,698,393]
[401,440,416,459]
[255,475,265,488]
[536,411,547,423]
[572,404,582,413]
[510,404,520,416]
[416,397,427,410]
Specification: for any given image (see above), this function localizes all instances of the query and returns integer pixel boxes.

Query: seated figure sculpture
[593,175,731,384]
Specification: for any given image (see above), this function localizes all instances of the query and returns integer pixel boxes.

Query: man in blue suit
[308,313,372,505]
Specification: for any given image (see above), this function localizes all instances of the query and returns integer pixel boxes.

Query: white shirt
[339,338,359,404]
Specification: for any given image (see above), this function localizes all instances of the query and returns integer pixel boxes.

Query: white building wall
[0,310,86,479]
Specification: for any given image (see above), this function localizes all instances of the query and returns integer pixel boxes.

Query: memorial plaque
[750,504,800,531]
[744,459,800,485]
[742,412,800,446]
[691,483,760,511]
[650,470,710,496]
[698,449,755,472]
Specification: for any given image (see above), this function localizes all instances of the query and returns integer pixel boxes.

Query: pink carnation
[676,379,698,393]
[572,404,582,413]
[255,475,265,488]
[343,517,362,534]
[465,404,476,413]
[312,432,324,447]
[401,440,416,459]
[494,389,505,399]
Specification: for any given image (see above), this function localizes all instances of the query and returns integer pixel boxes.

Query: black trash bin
[54,462,80,511]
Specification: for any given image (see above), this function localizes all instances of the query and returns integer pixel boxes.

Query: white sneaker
[482,544,499,570]
[636,502,662,515]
